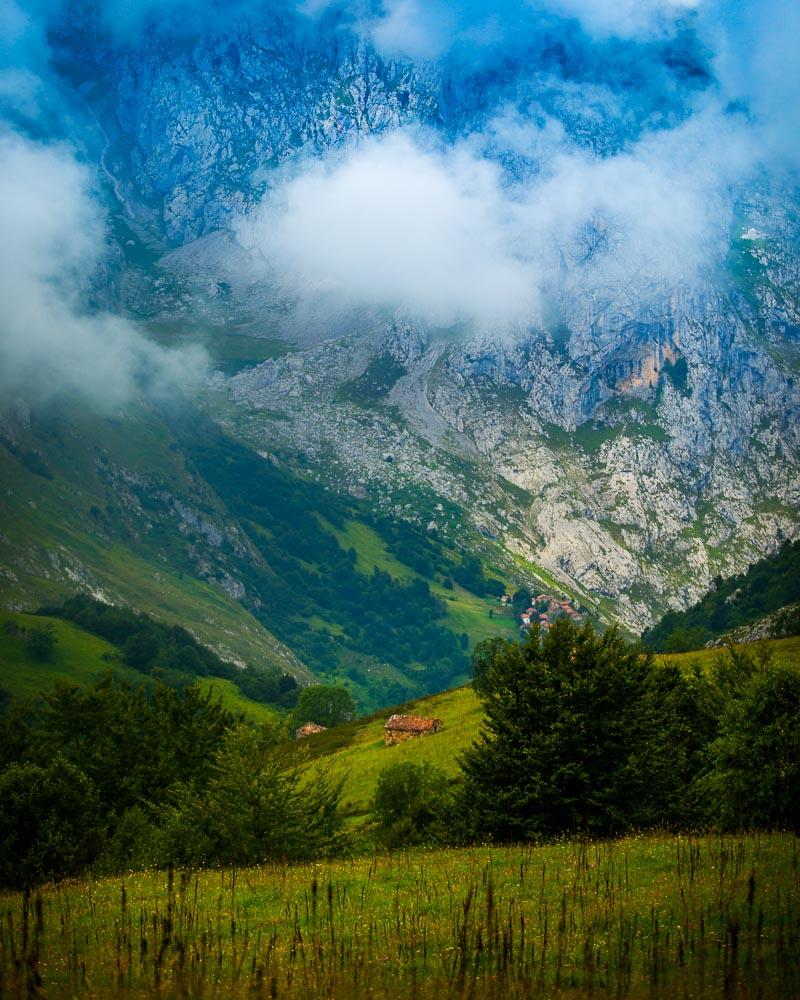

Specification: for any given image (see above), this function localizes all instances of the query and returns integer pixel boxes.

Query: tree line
[2,618,797,889]
[0,674,343,888]
[41,595,300,708]
[165,406,471,698]
[642,539,800,651]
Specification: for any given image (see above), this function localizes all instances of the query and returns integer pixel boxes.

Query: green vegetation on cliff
[642,539,800,651]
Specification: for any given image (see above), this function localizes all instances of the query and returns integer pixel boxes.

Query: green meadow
[1,833,797,998]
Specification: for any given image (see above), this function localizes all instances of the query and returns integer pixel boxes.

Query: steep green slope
[0,610,278,723]
[0,399,310,679]
[0,396,519,709]
[642,540,800,651]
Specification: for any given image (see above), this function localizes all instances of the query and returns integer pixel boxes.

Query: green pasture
[1,832,796,998]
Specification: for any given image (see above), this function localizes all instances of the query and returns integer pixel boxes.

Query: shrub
[27,624,56,661]
[0,757,103,888]
[163,723,345,865]
[373,761,452,848]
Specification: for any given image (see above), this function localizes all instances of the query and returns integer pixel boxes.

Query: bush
[100,805,162,873]
[373,761,452,848]
[470,636,509,695]
[0,757,103,888]
[163,723,345,865]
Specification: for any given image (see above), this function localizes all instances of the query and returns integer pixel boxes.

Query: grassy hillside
[2,833,796,998]
[0,396,523,710]
[0,399,310,680]
[307,685,482,818]
[0,610,278,723]
[657,634,800,671]
[299,636,800,822]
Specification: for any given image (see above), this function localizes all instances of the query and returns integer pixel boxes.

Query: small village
[496,592,585,634]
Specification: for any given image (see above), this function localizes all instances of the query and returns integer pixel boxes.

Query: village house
[519,592,585,633]
[384,714,443,746]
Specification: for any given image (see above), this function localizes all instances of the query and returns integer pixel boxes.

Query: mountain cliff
[3,1,798,636]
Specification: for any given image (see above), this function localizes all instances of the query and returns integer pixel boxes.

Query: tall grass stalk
[0,833,797,998]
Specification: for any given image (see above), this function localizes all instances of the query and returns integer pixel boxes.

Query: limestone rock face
[53,8,800,631]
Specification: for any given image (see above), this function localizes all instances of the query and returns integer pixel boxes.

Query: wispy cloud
[0,0,208,407]
[0,132,205,407]
[235,98,755,331]
[236,133,535,328]
[232,0,796,331]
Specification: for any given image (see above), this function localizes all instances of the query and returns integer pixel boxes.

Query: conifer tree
[459,619,661,839]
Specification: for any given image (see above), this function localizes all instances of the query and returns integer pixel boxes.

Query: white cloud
[365,0,457,60]
[0,133,206,406]
[542,0,700,39]
[237,132,537,329]
[236,98,756,331]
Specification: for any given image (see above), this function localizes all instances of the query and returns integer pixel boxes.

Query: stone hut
[296,721,327,739]
[384,714,443,746]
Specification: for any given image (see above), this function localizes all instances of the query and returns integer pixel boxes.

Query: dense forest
[642,540,800,651]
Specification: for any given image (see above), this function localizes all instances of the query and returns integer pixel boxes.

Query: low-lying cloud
[236,99,755,331]
[1,0,797,355]
[237,134,535,328]
[0,132,205,407]
[232,0,797,332]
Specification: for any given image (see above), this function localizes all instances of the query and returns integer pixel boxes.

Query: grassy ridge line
[656,634,800,670]
[1,833,796,998]
[0,611,278,724]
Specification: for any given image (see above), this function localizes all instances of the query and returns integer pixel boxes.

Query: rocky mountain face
[51,5,800,631]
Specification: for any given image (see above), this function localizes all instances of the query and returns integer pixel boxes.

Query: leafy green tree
[459,619,663,840]
[373,761,452,848]
[629,661,716,828]
[163,723,344,864]
[294,684,355,728]
[0,757,103,888]
[512,588,531,612]
[704,662,800,829]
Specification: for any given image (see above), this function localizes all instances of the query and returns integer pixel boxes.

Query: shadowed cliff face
[5,1,799,628]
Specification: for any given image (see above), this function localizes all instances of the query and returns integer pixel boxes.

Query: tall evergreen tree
[459,619,664,840]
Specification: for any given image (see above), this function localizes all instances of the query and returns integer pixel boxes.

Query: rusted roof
[384,714,443,733]
[296,721,327,738]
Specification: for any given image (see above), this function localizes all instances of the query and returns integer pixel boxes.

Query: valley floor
[2,833,797,998]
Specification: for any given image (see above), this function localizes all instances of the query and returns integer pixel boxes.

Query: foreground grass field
[1,833,796,998]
